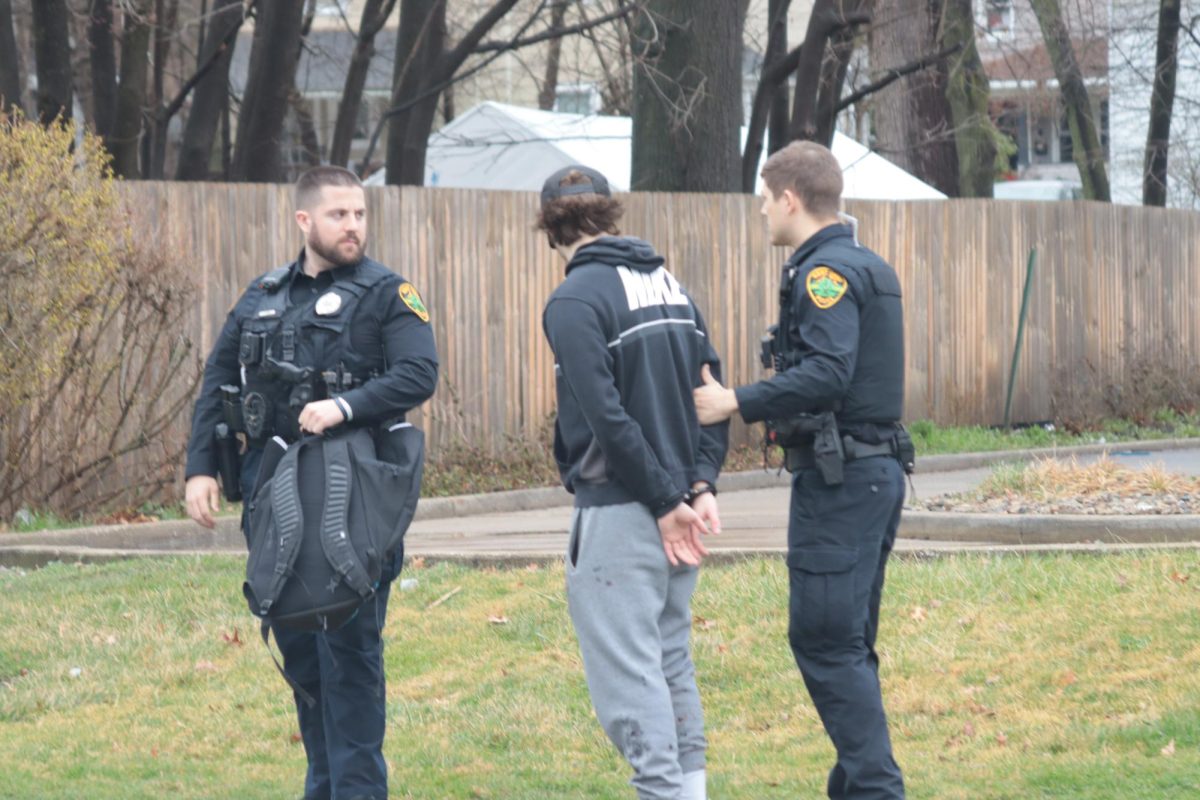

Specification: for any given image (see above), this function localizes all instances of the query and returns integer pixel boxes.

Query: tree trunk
[291,86,322,167]
[31,0,73,125]
[87,0,117,139]
[1028,0,1110,201]
[0,0,21,113]
[385,0,447,185]
[111,1,153,177]
[1143,0,1181,206]
[231,0,307,182]
[814,25,858,147]
[538,0,570,110]
[631,0,751,192]
[742,0,793,192]
[869,0,958,194]
[145,0,180,178]
[329,0,398,168]
[176,0,245,181]
[766,0,791,155]
[939,0,997,197]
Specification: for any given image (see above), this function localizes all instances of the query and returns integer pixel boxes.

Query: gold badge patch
[806,266,848,309]
[398,282,430,322]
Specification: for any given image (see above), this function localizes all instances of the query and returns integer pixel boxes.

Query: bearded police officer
[184,166,438,800]
[694,141,910,800]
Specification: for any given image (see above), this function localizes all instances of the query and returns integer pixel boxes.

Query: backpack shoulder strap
[319,435,376,599]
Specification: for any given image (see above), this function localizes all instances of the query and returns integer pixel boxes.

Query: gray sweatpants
[566,502,707,800]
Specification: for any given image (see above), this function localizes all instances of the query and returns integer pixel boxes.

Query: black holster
[214,422,242,502]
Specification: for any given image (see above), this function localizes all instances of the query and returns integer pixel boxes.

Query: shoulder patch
[806,265,848,309]
[398,282,430,322]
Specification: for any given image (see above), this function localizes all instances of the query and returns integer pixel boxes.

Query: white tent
[368,101,947,200]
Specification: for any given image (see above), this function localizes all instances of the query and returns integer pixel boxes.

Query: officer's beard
[309,230,366,268]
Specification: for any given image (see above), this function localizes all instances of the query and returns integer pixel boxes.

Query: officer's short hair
[536,168,623,247]
[761,141,843,218]
[296,166,363,210]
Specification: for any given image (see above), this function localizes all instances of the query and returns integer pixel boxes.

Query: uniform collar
[788,223,854,266]
[293,248,362,283]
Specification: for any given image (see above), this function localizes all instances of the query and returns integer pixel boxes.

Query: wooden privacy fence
[128,182,1200,452]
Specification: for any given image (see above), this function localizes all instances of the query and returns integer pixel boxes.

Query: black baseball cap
[540,165,612,206]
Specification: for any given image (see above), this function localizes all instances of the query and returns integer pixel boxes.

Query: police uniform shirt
[184,253,438,480]
[734,223,904,428]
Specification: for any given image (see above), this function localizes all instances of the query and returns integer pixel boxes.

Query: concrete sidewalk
[1,439,1198,568]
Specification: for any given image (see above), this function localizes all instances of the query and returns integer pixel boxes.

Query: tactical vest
[777,240,905,425]
[237,260,393,446]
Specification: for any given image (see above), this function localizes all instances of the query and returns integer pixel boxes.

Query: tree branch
[445,0,524,68]
[836,43,963,112]
[473,2,639,53]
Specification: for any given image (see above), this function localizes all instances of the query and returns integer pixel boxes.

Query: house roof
[983,38,1108,84]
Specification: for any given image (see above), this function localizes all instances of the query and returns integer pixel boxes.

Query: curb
[2,438,1197,569]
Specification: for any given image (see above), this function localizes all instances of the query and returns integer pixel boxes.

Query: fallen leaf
[194,660,218,673]
[19,668,28,677]
[1169,571,1189,585]
[1115,573,1129,588]
[929,599,943,609]
[290,732,303,745]
[487,615,510,625]
[222,628,244,647]
[1057,670,1078,687]
[910,606,928,622]
[409,557,427,570]
[525,563,540,572]
[996,731,1008,746]
[105,634,117,646]
[693,616,717,631]
[717,644,728,654]
[962,722,976,738]
[1161,739,1176,757]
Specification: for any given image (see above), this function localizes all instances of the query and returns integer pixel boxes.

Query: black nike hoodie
[542,235,729,517]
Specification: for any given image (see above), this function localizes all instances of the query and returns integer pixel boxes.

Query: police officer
[184,165,438,800]
[694,141,908,799]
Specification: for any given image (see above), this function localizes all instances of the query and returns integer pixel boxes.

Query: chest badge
[806,266,848,309]
[315,291,343,316]
[398,282,430,323]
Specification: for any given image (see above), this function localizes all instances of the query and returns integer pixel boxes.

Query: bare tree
[0,0,21,113]
[87,0,118,141]
[939,0,998,197]
[111,0,153,177]
[329,0,400,168]
[31,0,73,125]
[231,0,307,182]
[631,0,751,192]
[176,0,248,180]
[1029,0,1111,200]
[742,0,794,191]
[1143,0,1181,205]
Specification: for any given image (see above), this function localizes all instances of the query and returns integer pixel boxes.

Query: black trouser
[241,446,399,800]
[787,456,906,800]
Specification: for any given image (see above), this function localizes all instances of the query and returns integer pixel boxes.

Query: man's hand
[689,490,722,537]
[657,501,711,567]
[298,399,346,435]
[185,475,221,529]
[693,364,738,425]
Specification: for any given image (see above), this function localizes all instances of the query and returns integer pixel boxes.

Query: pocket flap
[786,545,858,574]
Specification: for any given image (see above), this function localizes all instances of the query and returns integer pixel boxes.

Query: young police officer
[694,141,908,799]
[184,166,438,800]
[538,166,728,800]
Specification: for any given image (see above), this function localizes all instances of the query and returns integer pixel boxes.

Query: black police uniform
[734,223,907,800]
[185,252,438,800]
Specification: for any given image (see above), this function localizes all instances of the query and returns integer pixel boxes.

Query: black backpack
[243,423,423,633]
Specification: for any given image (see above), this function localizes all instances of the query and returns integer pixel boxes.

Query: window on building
[554,84,600,115]
[984,0,1014,34]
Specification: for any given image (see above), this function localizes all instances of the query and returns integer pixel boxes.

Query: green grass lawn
[2,553,1199,799]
